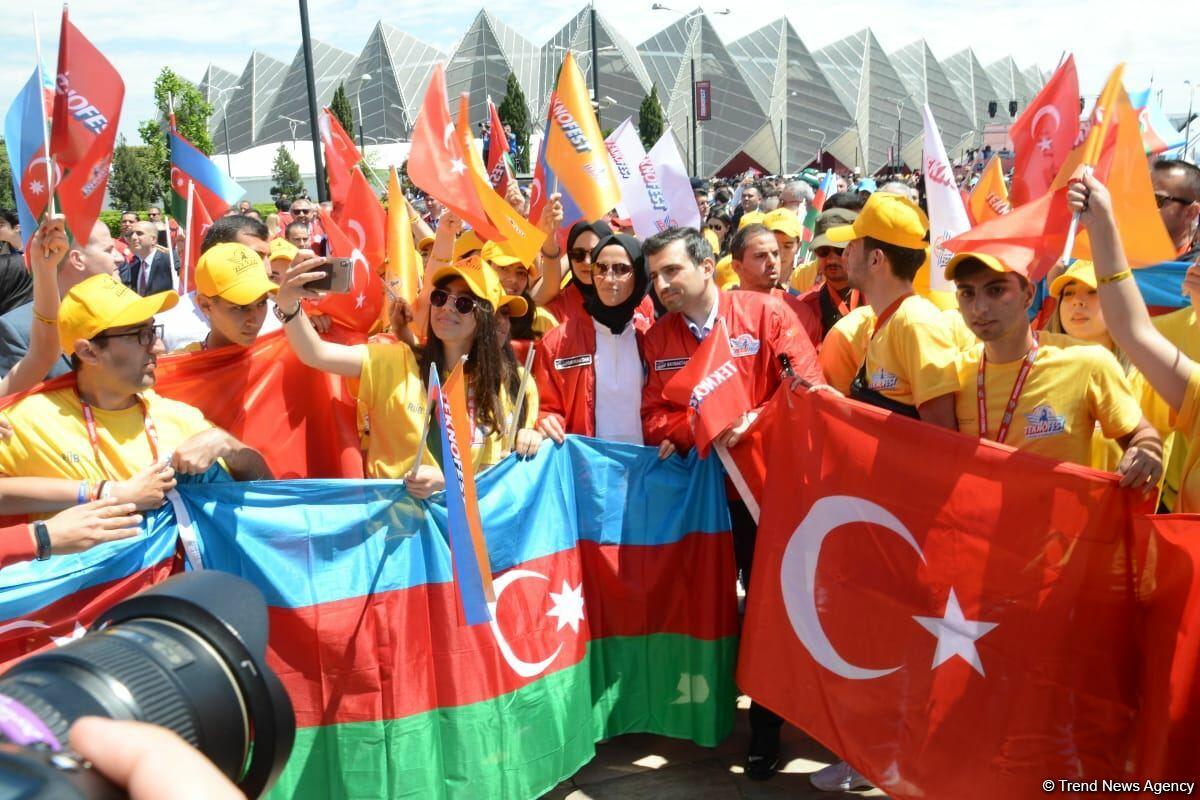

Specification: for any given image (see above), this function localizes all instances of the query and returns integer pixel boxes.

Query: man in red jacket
[640,226,821,781]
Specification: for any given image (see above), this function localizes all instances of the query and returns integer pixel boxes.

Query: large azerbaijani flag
[144,437,738,798]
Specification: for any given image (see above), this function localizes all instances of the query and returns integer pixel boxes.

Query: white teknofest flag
[921,103,971,293]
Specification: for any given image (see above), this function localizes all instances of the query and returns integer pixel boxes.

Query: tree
[498,72,531,173]
[108,136,163,212]
[270,146,305,202]
[638,86,665,151]
[0,139,14,211]
[138,67,213,215]
[330,83,355,142]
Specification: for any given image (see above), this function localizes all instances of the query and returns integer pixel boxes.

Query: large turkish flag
[738,390,1154,798]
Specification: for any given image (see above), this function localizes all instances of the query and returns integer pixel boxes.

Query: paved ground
[541,696,888,799]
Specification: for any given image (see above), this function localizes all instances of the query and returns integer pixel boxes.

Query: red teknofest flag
[661,319,750,458]
[50,9,124,243]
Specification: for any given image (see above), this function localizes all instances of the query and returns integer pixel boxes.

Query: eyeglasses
[430,289,491,315]
[592,262,634,278]
[1155,192,1197,209]
[814,247,840,259]
[567,248,592,263]
[93,324,163,348]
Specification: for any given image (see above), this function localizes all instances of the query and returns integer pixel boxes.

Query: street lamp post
[298,0,328,202]
[354,73,372,152]
[589,1,601,130]
[1185,80,1196,162]
[210,84,241,177]
[282,115,304,155]
[650,4,729,177]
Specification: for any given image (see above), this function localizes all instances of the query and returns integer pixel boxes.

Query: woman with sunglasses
[275,253,542,497]
[542,220,656,327]
[705,210,733,258]
[534,234,654,447]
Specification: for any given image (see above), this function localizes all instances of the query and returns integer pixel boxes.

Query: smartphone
[307,257,353,294]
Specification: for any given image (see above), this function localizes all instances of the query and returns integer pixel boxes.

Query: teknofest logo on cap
[231,248,259,275]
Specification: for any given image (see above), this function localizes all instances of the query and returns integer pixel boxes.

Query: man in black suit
[122,221,176,295]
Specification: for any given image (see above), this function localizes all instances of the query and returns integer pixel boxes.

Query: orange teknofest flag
[545,52,622,221]
[968,156,1011,225]
[454,94,546,266]
[386,166,421,307]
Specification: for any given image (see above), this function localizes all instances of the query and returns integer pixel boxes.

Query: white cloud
[1,0,1195,147]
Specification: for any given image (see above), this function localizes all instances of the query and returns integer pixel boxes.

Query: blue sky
[1,0,1194,144]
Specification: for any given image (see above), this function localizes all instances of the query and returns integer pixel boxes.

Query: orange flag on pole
[967,156,1011,225]
[454,94,547,266]
[386,166,421,306]
[545,52,622,221]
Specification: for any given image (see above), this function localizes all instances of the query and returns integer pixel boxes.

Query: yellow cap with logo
[825,192,929,251]
[762,208,802,239]
[431,255,528,317]
[1049,260,1097,297]
[268,237,299,264]
[58,274,178,355]
[195,242,279,305]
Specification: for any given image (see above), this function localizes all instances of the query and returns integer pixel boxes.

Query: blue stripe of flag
[4,69,48,251]
[169,131,245,208]
[168,437,730,610]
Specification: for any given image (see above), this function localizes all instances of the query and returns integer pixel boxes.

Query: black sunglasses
[93,324,163,348]
[567,248,592,263]
[814,247,840,258]
[430,289,490,315]
[1155,192,1197,209]
[592,262,634,278]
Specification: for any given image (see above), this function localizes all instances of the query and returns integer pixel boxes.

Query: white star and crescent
[780,495,998,680]
[488,569,584,678]
[449,158,467,176]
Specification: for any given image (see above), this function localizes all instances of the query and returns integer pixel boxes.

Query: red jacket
[641,290,822,453]
[534,314,651,437]
[770,287,822,350]
[544,282,655,329]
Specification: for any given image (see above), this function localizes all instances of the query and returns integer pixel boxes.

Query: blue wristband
[76,481,88,505]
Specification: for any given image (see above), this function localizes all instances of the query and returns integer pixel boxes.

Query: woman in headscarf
[534,233,654,446]
[542,220,656,327]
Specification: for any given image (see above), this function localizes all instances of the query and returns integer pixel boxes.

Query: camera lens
[0,572,294,798]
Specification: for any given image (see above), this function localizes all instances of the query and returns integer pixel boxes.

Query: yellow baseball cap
[480,240,540,280]
[58,274,178,354]
[196,242,279,305]
[417,235,435,252]
[943,251,1014,282]
[737,210,766,230]
[762,208,802,240]
[452,229,486,260]
[269,237,299,264]
[431,255,529,317]
[825,192,929,250]
[1049,260,1097,297]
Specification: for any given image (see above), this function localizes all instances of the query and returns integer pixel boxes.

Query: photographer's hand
[69,717,242,800]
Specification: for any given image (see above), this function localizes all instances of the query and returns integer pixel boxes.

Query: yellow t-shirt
[954,332,1143,467]
[702,228,720,257]
[0,388,213,481]
[789,260,818,293]
[864,295,961,408]
[715,254,738,291]
[820,305,874,394]
[1173,367,1200,513]
[1130,306,1199,509]
[357,343,541,478]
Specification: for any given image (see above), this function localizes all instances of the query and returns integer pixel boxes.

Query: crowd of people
[0,150,1197,790]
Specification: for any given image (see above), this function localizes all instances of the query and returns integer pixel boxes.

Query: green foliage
[638,86,665,151]
[498,72,530,173]
[138,67,213,215]
[0,139,14,211]
[330,84,355,141]
[108,136,164,212]
[270,146,305,202]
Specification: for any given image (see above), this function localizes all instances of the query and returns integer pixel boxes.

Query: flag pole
[410,363,438,477]
[183,180,195,292]
[32,11,56,218]
[1059,166,1092,265]
[506,344,537,450]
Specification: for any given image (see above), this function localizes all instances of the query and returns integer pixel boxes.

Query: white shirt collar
[685,296,720,341]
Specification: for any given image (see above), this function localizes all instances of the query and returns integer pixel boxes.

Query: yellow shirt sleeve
[1173,368,1200,513]
[891,304,962,407]
[1086,348,1144,441]
[819,306,873,394]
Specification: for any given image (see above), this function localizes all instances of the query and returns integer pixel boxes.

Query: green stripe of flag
[268,634,737,799]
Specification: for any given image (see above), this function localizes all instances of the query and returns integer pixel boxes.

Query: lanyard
[825,283,861,319]
[977,338,1040,444]
[870,294,912,338]
[78,392,161,470]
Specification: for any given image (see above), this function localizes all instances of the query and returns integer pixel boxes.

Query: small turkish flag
[319,108,361,207]
[661,319,751,458]
[316,214,384,334]
[331,167,386,271]
[1009,55,1080,206]
[739,389,1153,798]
